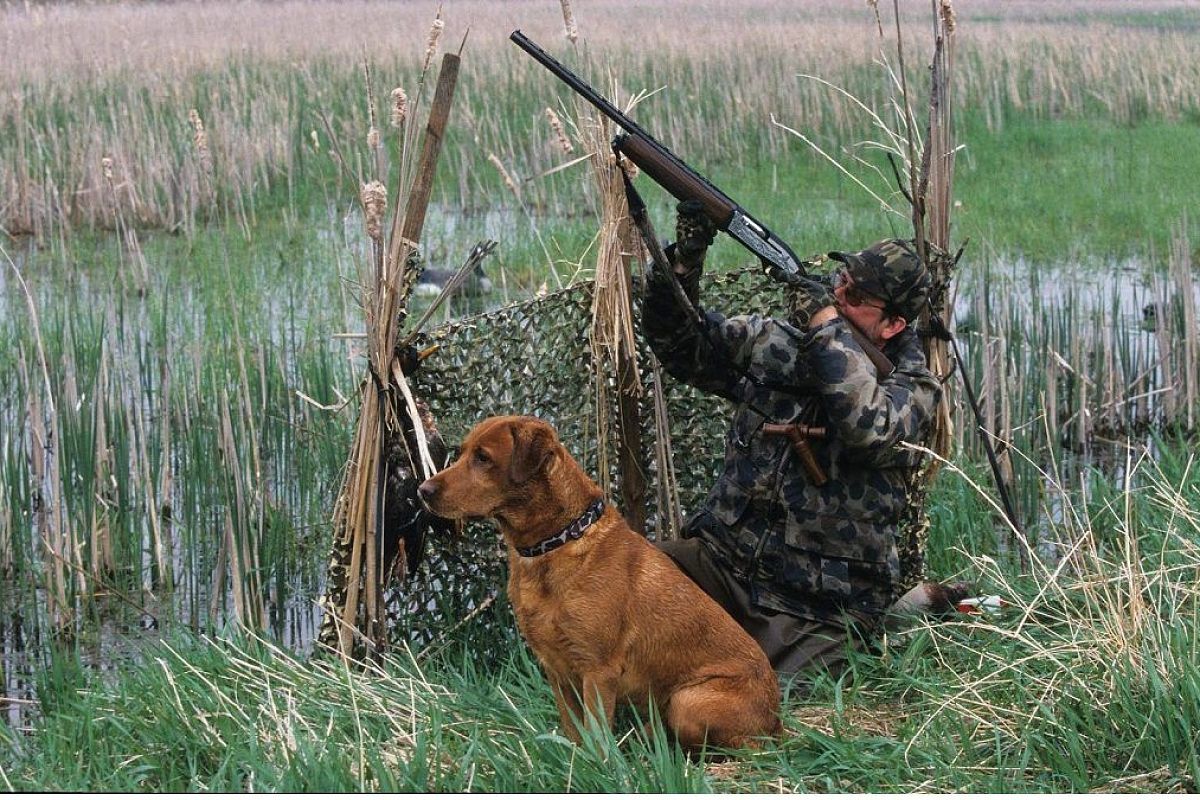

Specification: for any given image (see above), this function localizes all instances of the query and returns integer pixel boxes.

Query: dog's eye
[472,450,491,467]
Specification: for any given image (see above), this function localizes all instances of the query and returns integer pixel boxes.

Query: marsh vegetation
[2,0,1198,791]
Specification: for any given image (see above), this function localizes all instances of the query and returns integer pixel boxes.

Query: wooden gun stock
[612,134,736,228]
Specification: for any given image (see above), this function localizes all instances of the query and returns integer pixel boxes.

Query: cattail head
[559,0,579,44]
[188,108,213,174]
[544,107,574,155]
[423,14,445,72]
[188,109,205,146]
[361,180,387,240]
[940,0,956,33]
[101,156,114,181]
[390,87,408,128]
[487,153,521,200]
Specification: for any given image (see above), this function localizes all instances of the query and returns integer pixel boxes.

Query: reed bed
[950,218,1199,547]
[1,224,356,659]
[3,1,1199,239]
[7,204,1191,671]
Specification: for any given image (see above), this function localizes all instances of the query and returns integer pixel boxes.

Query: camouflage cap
[828,238,930,322]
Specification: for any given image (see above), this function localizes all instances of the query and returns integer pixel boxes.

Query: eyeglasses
[837,271,888,312]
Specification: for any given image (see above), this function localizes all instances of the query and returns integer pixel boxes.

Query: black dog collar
[516,498,606,558]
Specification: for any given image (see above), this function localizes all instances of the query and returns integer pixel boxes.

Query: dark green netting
[387,267,795,651]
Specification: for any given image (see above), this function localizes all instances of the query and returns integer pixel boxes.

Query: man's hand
[672,199,717,273]
[782,274,836,330]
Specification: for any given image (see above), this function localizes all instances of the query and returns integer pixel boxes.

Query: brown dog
[419,415,781,751]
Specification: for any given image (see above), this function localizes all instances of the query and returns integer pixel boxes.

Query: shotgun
[510,30,894,377]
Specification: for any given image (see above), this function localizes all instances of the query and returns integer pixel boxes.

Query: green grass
[3,435,1197,792]
[641,112,1200,270]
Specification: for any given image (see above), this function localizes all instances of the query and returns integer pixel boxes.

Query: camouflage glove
[781,273,836,329]
[672,199,717,272]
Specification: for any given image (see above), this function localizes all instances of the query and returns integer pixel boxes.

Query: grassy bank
[2,434,1196,792]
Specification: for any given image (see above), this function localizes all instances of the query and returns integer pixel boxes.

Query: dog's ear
[508,419,557,485]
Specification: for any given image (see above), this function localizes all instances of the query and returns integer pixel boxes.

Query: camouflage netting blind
[384,266,812,652]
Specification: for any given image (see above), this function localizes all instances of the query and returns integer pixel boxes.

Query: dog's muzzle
[417,479,439,508]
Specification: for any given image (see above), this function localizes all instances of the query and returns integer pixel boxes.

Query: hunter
[648,200,940,680]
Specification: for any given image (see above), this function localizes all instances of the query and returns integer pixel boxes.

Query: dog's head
[418,415,561,524]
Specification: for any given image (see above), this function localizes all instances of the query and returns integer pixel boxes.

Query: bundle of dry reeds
[913,0,959,471]
[582,106,651,533]
[318,13,471,660]
[555,8,675,538]
[796,0,967,583]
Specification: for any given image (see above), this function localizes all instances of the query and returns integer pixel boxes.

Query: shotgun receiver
[511,30,894,377]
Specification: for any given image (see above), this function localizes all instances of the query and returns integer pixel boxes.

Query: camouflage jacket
[645,266,940,623]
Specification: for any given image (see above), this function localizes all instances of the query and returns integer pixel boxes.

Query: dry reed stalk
[322,46,462,659]
[218,392,265,631]
[23,357,63,625]
[126,343,168,592]
[484,147,561,286]
[328,393,380,655]
[649,361,683,541]
[1072,325,1089,455]
[886,0,958,489]
[91,340,115,579]
[157,356,175,593]
[1100,322,1117,434]
[58,325,87,594]
[1045,348,1059,450]
[486,153,521,201]
[188,108,215,210]
[559,0,579,44]
[100,155,150,294]
[8,246,76,632]
[1152,273,1176,425]
[1169,218,1197,431]
[583,110,641,499]
[0,475,10,576]
[363,60,385,182]
[998,327,1012,454]
[544,107,574,155]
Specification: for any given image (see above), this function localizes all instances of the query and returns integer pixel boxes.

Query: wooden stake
[389,52,461,271]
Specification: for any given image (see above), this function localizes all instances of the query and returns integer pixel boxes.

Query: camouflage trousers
[657,538,876,685]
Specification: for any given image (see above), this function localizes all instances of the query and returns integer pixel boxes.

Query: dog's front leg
[580,672,618,735]
[549,677,586,743]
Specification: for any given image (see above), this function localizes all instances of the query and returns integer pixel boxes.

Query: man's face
[834,270,906,347]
